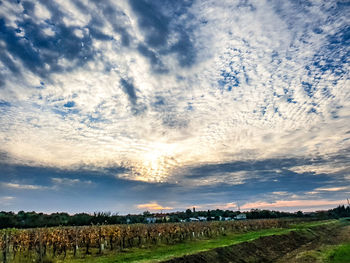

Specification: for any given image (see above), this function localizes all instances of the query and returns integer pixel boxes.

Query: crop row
[0,218,303,262]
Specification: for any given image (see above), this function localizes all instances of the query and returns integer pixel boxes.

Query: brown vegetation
[0,218,302,262]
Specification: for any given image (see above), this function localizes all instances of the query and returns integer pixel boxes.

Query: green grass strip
[324,243,350,263]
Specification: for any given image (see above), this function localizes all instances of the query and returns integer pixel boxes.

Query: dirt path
[161,222,349,263]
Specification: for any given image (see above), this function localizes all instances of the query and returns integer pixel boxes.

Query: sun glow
[132,142,179,182]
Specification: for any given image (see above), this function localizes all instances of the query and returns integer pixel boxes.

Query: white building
[234,214,247,220]
[145,217,156,224]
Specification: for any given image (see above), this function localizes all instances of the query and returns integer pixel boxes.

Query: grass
[301,242,350,263]
[324,243,350,263]
[280,220,350,263]
[58,220,337,263]
[289,219,337,229]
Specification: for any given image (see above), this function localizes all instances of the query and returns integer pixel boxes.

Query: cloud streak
[241,199,347,211]
[137,202,173,211]
[0,196,15,206]
[1,182,47,190]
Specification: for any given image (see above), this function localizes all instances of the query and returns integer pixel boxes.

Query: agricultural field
[1,218,347,263]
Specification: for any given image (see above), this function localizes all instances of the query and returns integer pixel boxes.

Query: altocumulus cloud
[0,0,349,212]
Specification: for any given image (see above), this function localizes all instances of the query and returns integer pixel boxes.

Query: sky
[0,0,349,214]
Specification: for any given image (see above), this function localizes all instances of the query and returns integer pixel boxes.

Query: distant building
[188,217,199,222]
[198,216,207,221]
[234,213,247,220]
[145,217,156,224]
[155,214,170,222]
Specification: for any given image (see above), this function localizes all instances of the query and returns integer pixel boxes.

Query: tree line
[0,205,349,229]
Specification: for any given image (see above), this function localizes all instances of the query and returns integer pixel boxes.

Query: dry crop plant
[0,218,302,262]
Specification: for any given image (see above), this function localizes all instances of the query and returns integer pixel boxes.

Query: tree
[185,209,192,218]
[143,211,151,216]
[296,211,303,217]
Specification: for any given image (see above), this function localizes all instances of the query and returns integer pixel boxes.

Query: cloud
[0,0,349,188]
[51,177,93,187]
[177,154,350,189]
[0,196,15,205]
[315,187,349,192]
[0,6,95,80]
[288,164,349,175]
[241,199,347,211]
[0,161,348,214]
[137,202,173,211]
[272,191,289,196]
[1,182,47,190]
[199,202,238,210]
[128,0,196,68]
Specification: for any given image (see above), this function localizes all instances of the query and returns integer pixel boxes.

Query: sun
[133,142,178,182]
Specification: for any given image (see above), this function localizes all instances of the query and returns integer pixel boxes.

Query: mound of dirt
[276,224,350,263]
[162,224,343,263]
